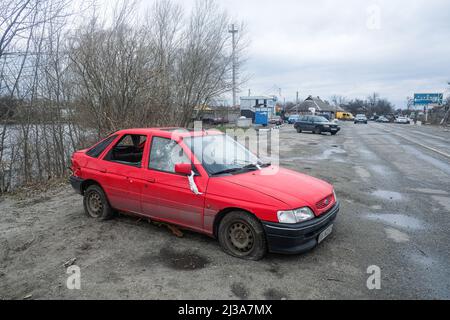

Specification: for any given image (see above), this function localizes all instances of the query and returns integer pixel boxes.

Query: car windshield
[183,134,265,176]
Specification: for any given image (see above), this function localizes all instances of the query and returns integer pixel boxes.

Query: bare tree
[0,0,248,192]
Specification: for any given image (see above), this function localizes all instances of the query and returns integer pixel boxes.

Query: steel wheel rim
[227,221,255,254]
[87,192,103,218]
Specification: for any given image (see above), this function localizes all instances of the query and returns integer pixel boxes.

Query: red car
[70,128,339,260]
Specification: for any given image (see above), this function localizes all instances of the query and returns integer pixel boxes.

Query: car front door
[140,136,208,232]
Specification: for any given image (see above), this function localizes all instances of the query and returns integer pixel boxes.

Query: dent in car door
[101,162,143,213]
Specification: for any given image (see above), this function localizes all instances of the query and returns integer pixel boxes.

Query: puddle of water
[402,145,450,175]
[366,213,424,230]
[355,166,371,179]
[310,148,346,161]
[409,188,449,196]
[384,227,410,243]
[372,190,403,201]
[370,164,391,176]
[409,252,434,268]
[431,196,450,211]
[284,147,346,162]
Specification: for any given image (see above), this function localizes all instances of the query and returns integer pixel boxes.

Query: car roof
[112,128,225,139]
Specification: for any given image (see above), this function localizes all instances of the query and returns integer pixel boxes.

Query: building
[240,95,278,121]
[285,95,342,114]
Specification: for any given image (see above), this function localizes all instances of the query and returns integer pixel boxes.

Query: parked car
[331,119,339,125]
[70,128,339,260]
[369,116,379,121]
[294,115,341,135]
[288,114,300,124]
[336,112,354,121]
[202,117,229,125]
[269,115,283,126]
[354,114,368,124]
[376,116,389,123]
[394,116,410,124]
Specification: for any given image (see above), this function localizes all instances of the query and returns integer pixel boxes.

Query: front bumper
[69,175,84,194]
[321,126,341,133]
[262,202,339,254]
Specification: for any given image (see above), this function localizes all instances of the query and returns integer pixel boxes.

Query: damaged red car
[70,128,339,260]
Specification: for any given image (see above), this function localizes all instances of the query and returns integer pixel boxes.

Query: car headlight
[277,207,315,224]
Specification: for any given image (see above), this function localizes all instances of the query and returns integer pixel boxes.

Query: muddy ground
[0,122,449,299]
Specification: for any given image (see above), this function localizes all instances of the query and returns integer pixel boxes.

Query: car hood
[220,166,334,214]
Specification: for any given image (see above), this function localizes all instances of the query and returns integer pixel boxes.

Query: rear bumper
[262,202,339,255]
[69,175,84,194]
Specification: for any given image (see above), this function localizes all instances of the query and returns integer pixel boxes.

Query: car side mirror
[175,163,192,176]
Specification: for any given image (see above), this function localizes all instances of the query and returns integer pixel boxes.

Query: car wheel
[296,127,302,133]
[314,127,322,134]
[218,211,267,260]
[331,132,337,135]
[83,184,114,220]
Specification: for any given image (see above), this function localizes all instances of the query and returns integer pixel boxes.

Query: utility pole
[296,91,299,114]
[229,24,238,107]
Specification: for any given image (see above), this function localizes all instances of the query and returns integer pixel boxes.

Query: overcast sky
[138,0,450,107]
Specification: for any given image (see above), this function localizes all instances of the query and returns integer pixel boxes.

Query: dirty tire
[296,127,302,133]
[83,185,114,220]
[218,211,267,260]
[331,132,337,136]
[314,127,322,134]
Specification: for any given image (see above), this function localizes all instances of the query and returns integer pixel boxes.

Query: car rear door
[303,116,314,131]
[99,134,149,214]
[296,116,306,130]
[140,135,208,232]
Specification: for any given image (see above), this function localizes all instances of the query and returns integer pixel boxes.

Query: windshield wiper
[211,167,245,176]
[211,161,271,176]
[244,162,271,169]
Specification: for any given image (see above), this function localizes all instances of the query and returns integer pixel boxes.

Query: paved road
[277,121,450,299]
[0,122,449,299]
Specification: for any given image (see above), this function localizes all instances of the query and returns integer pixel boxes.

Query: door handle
[100,168,107,173]
[146,178,156,183]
